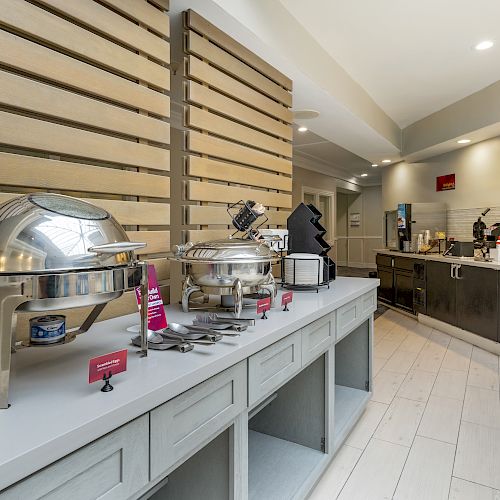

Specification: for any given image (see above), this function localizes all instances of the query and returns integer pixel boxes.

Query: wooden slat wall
[182,10,292,245]
[0,0,170,336]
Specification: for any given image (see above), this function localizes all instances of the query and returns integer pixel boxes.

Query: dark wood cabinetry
[376,253,500,343]
[394,270,414,312]
[426,261,457,326]
[456,265,498,341]
[377,267,394,304]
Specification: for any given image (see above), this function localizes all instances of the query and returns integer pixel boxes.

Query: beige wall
[293,166,382,267]
[336,186,383,268]
[292,166,337,208]
[383,135,500,211]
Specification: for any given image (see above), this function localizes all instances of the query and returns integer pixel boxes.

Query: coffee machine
[384,203,447,252]
[473,208,500,260]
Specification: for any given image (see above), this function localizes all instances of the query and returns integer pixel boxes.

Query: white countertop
[0,277,378,491]
[375,248,500,270]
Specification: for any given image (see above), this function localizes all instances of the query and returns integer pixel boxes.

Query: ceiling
[280,0,500,128]
[179,0,500,186]
[293,127,380,183]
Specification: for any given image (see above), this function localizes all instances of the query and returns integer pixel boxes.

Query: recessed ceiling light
[361,173,368,177]
[475,40,494,51]
[457,139,471,144]
[297,126,308,132]
[382,159,391,163]
[371,164,378,167]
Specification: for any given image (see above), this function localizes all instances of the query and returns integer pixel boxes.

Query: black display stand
[286,203,336,285]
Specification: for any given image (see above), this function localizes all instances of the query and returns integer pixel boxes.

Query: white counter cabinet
[0,278,378,500]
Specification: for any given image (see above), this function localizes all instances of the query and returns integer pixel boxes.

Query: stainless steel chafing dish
[172,238,279,317]
[0,193,149,409]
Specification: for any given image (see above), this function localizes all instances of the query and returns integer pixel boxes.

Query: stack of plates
[284,253,323,285]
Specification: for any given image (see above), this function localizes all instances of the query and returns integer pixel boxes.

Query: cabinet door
[426,261,456,325]
[377,266,394,304]
[394,270,414,312]
[1,416,149,500]
[456,266,498,341]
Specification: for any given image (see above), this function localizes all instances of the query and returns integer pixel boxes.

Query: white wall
[382,135,500,211]
[336,186,383,268]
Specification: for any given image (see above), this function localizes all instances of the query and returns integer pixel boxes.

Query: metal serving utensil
[167,322,223,342]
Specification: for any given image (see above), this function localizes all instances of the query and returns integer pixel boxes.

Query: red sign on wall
[436,173,455,191]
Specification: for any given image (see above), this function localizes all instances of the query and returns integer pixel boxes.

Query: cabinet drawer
[150,361,246,479]
[301,314,334,366]
[1,416,149,500]
[394,256,414,271]
[336,299,361,341]
[376,254,393,267]
[248,331,301,407]
[360,290,377,316]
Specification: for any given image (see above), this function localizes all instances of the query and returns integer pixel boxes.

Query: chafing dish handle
[88,242,147,254]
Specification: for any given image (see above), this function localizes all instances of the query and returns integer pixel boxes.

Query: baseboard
[342,262,377,269]
[418,314,500,356]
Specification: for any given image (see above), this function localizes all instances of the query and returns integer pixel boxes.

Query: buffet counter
[0,277,378,499]
[374,248,500,270]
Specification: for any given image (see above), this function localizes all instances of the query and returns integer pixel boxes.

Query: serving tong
[196,312,256,327]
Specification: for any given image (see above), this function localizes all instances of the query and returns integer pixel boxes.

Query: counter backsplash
[447,206,500,241]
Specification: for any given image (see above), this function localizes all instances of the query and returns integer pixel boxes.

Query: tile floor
[310,308,500,500]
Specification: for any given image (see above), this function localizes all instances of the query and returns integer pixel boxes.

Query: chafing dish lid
[0,193,140,274]
[179,238,278,263]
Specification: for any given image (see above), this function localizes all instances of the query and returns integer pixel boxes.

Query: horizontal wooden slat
[0,111,170,171]
[188,156,292,192]
[90,199,169,226]
[0,30,169,117]
[187,81,291,141]
[188,56,292,123]
[126,231,170,255]
[187,31,291,107]
[0,153,170,198]
[188,131,291,175]
[186,9,291,90]
[0,70,170,144]
[187,106,291,158]
[0,190,169,226]
[187,181,292,209]
[37,0,170,63]
[150,0,169,10]
[0,0,169,90]
[187,206,289,227]
[100,0,170,37]
[185,229,233,242]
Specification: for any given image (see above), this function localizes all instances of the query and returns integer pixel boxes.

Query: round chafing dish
[172,238,280,317]
[174,238,279,287]
[0,193,149,409]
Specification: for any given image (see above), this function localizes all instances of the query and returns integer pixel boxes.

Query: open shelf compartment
[248,354,329,500]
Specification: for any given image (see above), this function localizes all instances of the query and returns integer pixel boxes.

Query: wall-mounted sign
[436,174,455,192]
[349,212,361,227]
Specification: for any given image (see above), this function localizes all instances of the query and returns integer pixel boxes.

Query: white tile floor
[310,308,500,500]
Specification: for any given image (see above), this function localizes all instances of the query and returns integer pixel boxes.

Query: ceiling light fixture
[475,40,494,51]
[361,173,368,177]
[457,139,471,144]
[382,159,391,163]
[371,164,378,167]
[297,126,308,132]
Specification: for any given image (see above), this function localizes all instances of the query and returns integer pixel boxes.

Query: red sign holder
[89,349,128,392]
[281,291,293,311]
[256,297,271,319]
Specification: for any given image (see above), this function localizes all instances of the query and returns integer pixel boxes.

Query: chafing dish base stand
[0,263,149,409]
